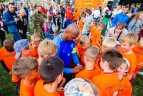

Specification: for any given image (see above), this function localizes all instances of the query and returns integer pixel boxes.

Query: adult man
[3,3,21,41]
[112,6,129,27]
[53,24,83,80]
[30,6,47,35]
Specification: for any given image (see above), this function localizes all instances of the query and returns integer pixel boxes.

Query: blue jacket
[112,13,129,27]
[3,10,18,33]
[53,33,80,74]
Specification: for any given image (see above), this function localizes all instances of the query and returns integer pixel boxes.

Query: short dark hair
[86,9,92,15]
[102,49,123,70]
[48,15,53,21]
[3,39,14,52]
[39,57,64,83]
[9,3,15,6]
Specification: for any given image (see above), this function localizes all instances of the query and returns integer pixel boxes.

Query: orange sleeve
[12,73,20,83]
[30,47,39,59]
[75,69,87,79]
[78,20,84,32]
[34,80,42,96]
[0,48,3,61]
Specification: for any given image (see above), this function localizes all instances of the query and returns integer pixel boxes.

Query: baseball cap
[14,39,29,59]
[64,78,98,96]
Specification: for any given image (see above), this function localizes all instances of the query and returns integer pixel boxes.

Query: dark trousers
[0,30,5,47]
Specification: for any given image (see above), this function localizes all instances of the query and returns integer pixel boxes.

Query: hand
[57,87,64,92]
[72,65,83,74]
[19,30,23,34]
[14,18,20,22]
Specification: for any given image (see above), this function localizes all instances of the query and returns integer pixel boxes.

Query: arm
[72,48,80,65]
[64,68,72,74]
[112,14,119,27]
[3,13,16,25]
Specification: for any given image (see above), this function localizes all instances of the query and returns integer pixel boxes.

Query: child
[78,12,86,32]
[119,32,138,80]
[43,15,56,40]
[90,21,104,48]
[116,58,132,96]
[76,47,101,80]
[38,39,57,64]
[133,38,143,74]
[34,57,64,96]
[92,49,123,96]
[12,57,38,96]
[76,35,91,65]
[0,39,15,72]
[30,34,41,59]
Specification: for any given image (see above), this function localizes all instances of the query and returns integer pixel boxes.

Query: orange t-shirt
[76,63,101,80]
[92,72,120,96]
[73,12,79,21]
[0,47,16,71]
[34,80,61,96]
[117,77,132,96]
[119,48,137,75]
[78,20,84,32]
[20,80,36,96]
[29,47,39,59]
[90,27,101,48]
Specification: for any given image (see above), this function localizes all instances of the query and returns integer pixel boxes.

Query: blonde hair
[139,38,143,48]
[19,9,26,21]
[102,37,117,48]
[121,33,138,46]
[38,39,57,58]
[12,57,38,79]
[134,12,143,21]
[84,47,99,60]
[80,35,91,45]
[31,34,41,42]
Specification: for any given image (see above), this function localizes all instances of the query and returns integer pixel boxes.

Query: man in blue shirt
[53,24,83,77]
[112,6,129,27]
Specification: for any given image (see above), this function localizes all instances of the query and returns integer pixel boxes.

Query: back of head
[121,32,138,46]
[102,49,123,70]
[12,57,38,79]
[80,35,91,45]
[39,57,64,83]
[64,78,99,96]
[102,37,117,48]
[85,47,99,60]
[3,39,14,52]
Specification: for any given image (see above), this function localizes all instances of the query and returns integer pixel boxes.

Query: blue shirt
[53,33,80,74]
[112,13,129,27]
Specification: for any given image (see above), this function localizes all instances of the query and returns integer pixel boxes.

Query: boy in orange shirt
[0,39,15,72]
[90,21,104,48]
[76,47,101,80]
[133,38,143,74]
[34,57,64,96]
[92,49,123,96]
[30,34,41,59]
[76,35,91,65]
[12,57,38,96]
[78,13,86,32]
[116,58,132,96]
[119,33,138,80]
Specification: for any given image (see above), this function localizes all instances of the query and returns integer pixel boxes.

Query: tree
[0,0,10,3]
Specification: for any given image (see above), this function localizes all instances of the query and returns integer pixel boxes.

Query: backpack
[46,21,54,34]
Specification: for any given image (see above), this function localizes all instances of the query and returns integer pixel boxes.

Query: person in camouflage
[30,6,47,36]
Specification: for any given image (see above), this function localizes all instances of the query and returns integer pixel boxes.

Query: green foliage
[0,0,9,3]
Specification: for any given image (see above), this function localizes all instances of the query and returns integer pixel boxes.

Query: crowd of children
[0,4,143,96]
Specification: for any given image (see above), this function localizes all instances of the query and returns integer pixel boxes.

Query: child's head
[85,9,92,16]
[84,47,99,67]
[80,13,86,22]
[79,35,91,49]
[121,33,138,52]
[47,15,53,21]
[100,49,123,71]
[38,39,57,58]
[3,39,14,52]
[89,21,96,27]
[39,57,64,84]
[139,38,143,49]
[12,57,38,80]
[117,58,130,75]
[102,37,117,52]
[97,22,105,31]
[14,39,30,59]
[31,34,41,49]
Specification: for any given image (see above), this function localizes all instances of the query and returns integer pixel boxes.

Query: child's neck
[44,82,58,93]
[124,50,133,55]
[118,74,124,80]
[86,66,95,71]
[103,69,114,73]
[22,79,35,87]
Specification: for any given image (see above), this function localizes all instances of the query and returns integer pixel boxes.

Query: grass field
[0,26,143,96]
